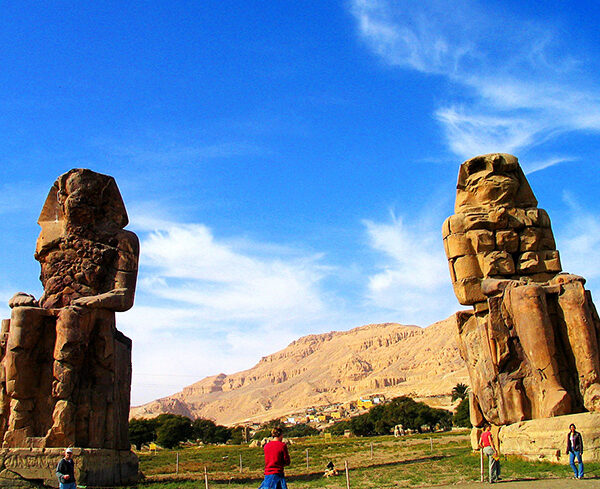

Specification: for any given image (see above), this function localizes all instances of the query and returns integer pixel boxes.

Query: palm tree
[451,383,469,402]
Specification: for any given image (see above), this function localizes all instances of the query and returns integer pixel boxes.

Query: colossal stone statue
[443,153,600,427]
[0,169,139,486]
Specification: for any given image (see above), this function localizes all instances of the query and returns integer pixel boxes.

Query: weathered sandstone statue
[443,153,600,427]
[0,169,139,486]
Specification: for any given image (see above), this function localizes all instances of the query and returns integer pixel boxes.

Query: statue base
[0,447,138,488]
[498,412,600,463]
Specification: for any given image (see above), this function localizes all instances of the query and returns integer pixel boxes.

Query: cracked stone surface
[0,169,139,486]
[443,154,600,425]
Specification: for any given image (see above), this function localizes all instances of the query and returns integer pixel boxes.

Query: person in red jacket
[259,427,291,489]
[479,424,500,483]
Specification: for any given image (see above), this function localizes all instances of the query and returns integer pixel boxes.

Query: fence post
[306,448,309,469]
[345,460,350,489]
[176,452,179,474]
[204,466,209,489]
[370,442,373,459]
[480,448,484,482]
[239,454,243,473]
[430,437,433,451]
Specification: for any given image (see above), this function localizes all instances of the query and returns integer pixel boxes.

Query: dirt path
[425,477,598,488]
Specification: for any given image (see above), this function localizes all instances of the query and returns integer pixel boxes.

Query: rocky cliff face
[130,316,468,425]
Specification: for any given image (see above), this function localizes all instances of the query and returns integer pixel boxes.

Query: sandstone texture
[498,412,600,463]
[0,447,138,488]
[444,154,600,426]
[1,169,139,486]
[131,317,469,425]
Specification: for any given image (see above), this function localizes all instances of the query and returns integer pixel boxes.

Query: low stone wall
[0,447,138,488]
[498,412,600,463]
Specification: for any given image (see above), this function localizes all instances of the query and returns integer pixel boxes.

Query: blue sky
[1,1,600,406]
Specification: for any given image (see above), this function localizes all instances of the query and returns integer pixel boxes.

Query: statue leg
[505,285,571,417]
[3,307,46,445]
[557,280,600,411]
[45,306,94,447]
[88,312,116,448]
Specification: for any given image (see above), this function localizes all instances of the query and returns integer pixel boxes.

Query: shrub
[156,416,194,449]
[324,420,352,435]
[285,423,319,438]
[346,396,452,436]
[193,418,232,444]
[229,426,247,444]
[129,418,158,450]
[453,397,471,427]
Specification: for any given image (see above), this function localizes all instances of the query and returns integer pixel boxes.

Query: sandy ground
[426,477,598,488]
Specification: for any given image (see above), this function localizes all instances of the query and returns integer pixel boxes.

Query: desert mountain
[130,315,469,426]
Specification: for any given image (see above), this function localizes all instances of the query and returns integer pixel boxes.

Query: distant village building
[357,394,385,409]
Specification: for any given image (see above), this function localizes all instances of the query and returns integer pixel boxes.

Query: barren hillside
[130,315,468,425]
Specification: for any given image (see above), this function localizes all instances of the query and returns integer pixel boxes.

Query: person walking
[479,424,500,483]
[56,448,76,489]
[566,423,584,479]
[259,427,291,489]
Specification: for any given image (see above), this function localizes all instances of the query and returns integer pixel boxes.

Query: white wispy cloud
[435,107,543,157]
[363,213,458,326]
[350,0,600,158]
[522,157,576,175]
[350,0,476,76]
[137,222,328,322]
[121,217,341,404]
[556,194,600,281]
[122,310,300,404]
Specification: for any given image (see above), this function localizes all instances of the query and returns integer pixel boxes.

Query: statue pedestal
[0,447,138,488]
[498,412,600,463]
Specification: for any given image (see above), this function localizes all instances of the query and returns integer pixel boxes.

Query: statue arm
[481,278,518,296]
[71,231,140,312]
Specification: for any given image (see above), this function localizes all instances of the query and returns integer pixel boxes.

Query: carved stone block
[453,255,483,280]
[481,251,515,276]
[467,230,495,253]
[541,250,561,272]
[540,227,556,250]
[499,412,600,462]
[519,227,543,251]
[495,230,519,253]
[453,278,486,305]
[447,214,468,234]
[517,251,542,273]
[444,233,472,258]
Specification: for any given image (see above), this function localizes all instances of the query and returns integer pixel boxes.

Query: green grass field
[123,430,598,488]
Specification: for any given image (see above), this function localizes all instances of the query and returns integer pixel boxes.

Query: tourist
[56,448,76,489]
[566,423,584,479]
[259,427,291,489]
[479,424,500,483]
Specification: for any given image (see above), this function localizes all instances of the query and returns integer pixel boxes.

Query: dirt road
[427,477,597,488]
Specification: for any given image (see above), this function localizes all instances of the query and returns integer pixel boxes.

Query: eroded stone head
[36,169,128,254]
[455,153,537,212]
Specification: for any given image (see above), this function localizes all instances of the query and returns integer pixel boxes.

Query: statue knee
[513,284,544,301]
[9,306,44,327]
